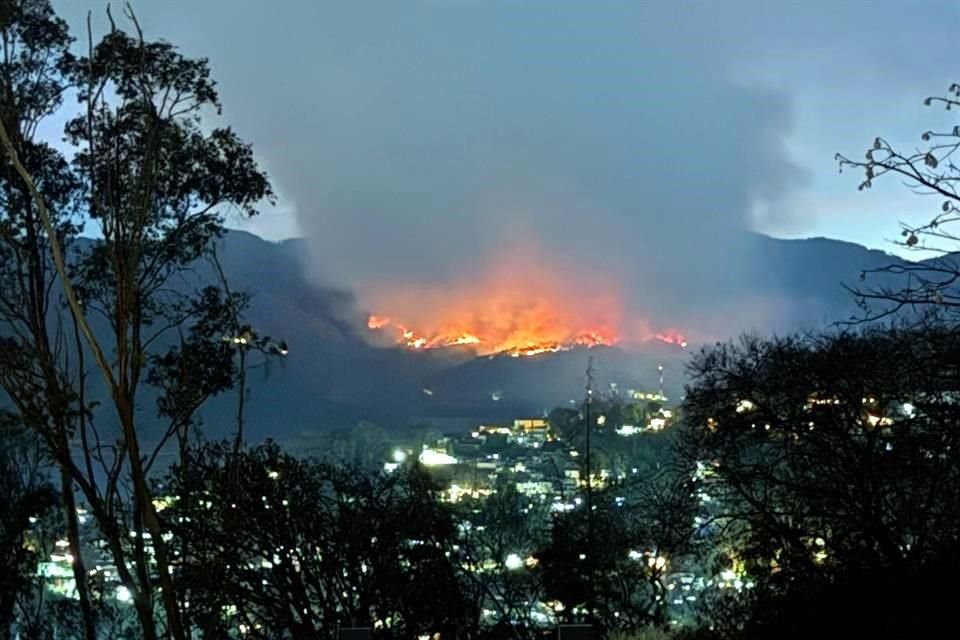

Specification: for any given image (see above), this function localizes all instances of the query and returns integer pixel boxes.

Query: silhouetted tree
[0,414,57,640]
[537,468,698,635]
[681,326,960,638]
[454,481,550,637]
[547,407,579,441]
[837,83,960,321]
[0,4,273,638]
[165,441,473,639]
[0,3,96,637]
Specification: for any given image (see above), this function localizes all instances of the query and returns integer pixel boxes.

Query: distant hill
[21,230,909,442]
[744,234,904,328]
[184,230,910,439]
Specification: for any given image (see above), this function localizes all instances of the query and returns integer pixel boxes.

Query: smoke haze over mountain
[269,4,811,338]
[52,0,960,340]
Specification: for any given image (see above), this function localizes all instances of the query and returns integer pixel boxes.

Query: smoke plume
[273,3,808,340]
[60,1,814,341]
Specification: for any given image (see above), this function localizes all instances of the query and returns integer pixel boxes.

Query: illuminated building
[419,448,458,466]
[513,418,547,432]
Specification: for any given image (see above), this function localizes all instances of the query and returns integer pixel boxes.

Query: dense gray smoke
[54,0,960,340]
[248,2,808,339]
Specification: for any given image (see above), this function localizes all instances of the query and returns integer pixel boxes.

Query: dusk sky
[50,1,959,310]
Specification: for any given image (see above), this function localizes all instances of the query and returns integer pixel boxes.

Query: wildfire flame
[653,330,688,349]
[378,319,615,356]
[362,248,686,357]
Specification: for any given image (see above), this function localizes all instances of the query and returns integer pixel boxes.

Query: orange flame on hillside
[379,319,615,357]
[363,247,686,357]
[653,330,689,349]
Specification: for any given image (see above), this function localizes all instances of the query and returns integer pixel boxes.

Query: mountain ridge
[194,229,915,437]
[48,229,919,439]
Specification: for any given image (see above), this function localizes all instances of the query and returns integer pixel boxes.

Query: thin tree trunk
[60,467,97,640]
[0,604,13,640]
[81,489,158,640]
[118,394,187,640]
[131,593,159,640]
[0,113,175,640]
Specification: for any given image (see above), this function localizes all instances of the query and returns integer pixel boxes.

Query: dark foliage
[681,325,960,637]
[164,441,473,639]
[0,415,57,640]
[537,470,698,634]
[0,2,275,638]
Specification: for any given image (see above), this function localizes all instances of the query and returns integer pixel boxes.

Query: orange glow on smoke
[367,315,392,330]
[364,247,686,357]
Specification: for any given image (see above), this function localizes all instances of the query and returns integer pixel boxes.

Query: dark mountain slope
[195,231,913,437]
[29,230,915,440]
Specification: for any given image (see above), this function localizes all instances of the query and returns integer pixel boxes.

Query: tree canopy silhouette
[681,326,960,638]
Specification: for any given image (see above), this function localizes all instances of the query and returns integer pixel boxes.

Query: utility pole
[584,356,595,626]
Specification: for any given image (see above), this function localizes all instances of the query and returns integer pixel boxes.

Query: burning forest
[363,251,686,357]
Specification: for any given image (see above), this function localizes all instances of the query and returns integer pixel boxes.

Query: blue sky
[51,1,960,279]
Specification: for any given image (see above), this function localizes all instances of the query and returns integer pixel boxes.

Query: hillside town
[26,381,758,636]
